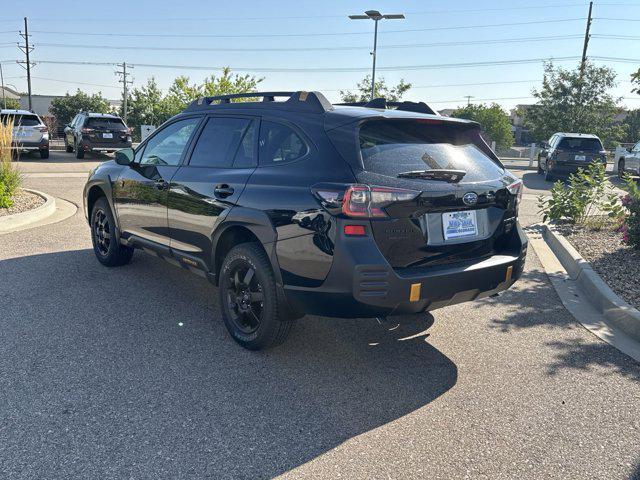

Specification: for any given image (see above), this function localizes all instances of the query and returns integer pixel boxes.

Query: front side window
[259,121,307,165]
[189,117,255,168]
[140,117,200,166]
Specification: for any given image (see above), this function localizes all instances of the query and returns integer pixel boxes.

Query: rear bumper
[549,159,606,176]
[283,223,528,318]
[82,140,132,152]
[10,139,49,151]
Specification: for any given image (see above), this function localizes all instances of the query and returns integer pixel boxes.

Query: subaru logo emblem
[462,192,478,206]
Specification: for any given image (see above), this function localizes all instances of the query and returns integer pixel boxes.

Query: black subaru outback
[83,91,527,350]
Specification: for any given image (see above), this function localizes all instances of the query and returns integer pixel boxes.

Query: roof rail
[336,98,438,115]
[185,91,334,114]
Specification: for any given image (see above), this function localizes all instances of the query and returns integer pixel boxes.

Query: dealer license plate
[443,210,478,240]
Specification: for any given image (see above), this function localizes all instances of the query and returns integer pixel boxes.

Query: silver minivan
[0,109,50,158]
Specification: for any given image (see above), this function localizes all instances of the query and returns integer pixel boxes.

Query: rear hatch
[3,113,44,144]
[555,136,604,164]
[84,117,128,145]
[330,117,522,269]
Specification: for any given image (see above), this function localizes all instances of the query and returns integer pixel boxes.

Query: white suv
[0,109,50,158]
[618,141,640,179]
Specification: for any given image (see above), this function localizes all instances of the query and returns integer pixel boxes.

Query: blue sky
[2,0,639,112]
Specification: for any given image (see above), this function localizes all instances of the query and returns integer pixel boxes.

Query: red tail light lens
[81,127,94,134]
[344,225,366,236]
[342,185,419,218]
[506,179,523,205]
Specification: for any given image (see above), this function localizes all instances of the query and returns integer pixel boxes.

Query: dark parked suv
[83,91,527,349]
[64,112,132,159]
[537,132,607,181]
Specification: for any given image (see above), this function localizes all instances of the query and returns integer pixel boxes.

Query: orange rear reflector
[409,283,421,302]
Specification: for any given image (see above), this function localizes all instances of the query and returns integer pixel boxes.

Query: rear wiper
[396,169,466,183]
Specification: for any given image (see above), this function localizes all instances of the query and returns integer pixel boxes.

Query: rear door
[349,118,519,269]
[113,116,202,247]
[167,115,258,268]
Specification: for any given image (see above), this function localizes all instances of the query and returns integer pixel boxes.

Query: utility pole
[18,17,34,111]
[580,1,593,77]
[116,62,133,124]
[464,95,474,106]
[0,63,5,109]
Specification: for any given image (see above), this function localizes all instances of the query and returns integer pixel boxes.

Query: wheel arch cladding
[87,185,107,219]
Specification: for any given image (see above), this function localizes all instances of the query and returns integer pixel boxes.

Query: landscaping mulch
[0,189,45,217]
[559,224,640,311]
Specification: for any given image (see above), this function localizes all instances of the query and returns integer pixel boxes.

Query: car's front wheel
[537,157,543,174]
[544,161,554,182]
[219,242,294,350]
[90,197,134,267]
[65,139,73,153]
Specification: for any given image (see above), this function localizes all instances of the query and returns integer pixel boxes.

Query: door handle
[214,184,234,198]
[154,179,169,190]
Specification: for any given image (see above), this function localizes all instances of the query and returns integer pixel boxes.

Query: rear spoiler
[335,98,438,115]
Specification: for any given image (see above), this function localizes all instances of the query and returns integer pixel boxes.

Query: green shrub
[537,161,623,226]
[0,119,22,208]
[619,176,640,249]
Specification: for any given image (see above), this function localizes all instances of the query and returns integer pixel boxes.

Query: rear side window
[86,117,126,130]
[189,117,256,168]
[557,137,603,151]
[359,119,503,182]
[259,121,307,166]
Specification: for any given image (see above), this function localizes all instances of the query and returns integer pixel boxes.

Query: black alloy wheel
[93,207,111,256]
[225,262,265,335]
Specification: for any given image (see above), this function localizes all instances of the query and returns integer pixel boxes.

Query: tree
[451,103,514,150]
[525,61,624,148]
[126,78,170,139]
[632,68,640,95]
[622,109,640,143]
[49,90,111,126]
[340,75,411,102]
[1,98,20,109]
[201,67,263,98]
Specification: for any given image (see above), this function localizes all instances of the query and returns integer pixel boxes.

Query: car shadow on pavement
[16,150,107,163]
[475,264,640,383]
[0,249,457,479]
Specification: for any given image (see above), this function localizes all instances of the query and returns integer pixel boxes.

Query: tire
[219,242,294,350]
[65,139,73,153]
[39,149,49,159]
[90,197,134,267]
[537,157,543,174]
[75,141,85,159]
[544,161,554,182]
[618,159,626,179]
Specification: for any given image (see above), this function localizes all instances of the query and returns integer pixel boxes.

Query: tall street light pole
[348,10,404,101]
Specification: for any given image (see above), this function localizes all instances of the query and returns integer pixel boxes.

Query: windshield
[359,119,503,182]
[557,137,603,151]
[86,118,126,130]
[1,114,41,127]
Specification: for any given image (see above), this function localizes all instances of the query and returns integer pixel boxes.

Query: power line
[32,35,585,53]
[30,75,119,89]
[29,18,587,39]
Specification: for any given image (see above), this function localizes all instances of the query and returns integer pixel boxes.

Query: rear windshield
[557,137,603,151]
[359,120,503,181]
[86,117,126,129]
[1,114,41,126]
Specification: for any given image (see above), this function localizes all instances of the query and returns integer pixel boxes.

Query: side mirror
[115,148,135,166]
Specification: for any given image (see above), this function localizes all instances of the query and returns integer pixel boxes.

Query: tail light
[81,127,94,134]
[506,179,523,206]
[38,126,48,133]
[315,184,419,218]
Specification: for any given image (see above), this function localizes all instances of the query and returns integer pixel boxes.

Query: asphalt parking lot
[1,151,639,479]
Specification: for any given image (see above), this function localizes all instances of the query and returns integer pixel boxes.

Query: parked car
[617,141,640,179]
[0,109,49,158]
[64,112,132,159]
[537,132,607,181]
[83,91,527,350]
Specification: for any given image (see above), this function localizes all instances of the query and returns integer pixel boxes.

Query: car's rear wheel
[39,149,49,159]
[75,141,85,159]
[90,197,134,267]
[219,242,293,350]
[618,159,626,179]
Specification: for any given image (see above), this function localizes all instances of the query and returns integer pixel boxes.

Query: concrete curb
[0,188,57,234]
[542,223,640,341]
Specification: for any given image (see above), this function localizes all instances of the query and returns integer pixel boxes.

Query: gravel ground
[0,189,45,217]
[562,224,640,310]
